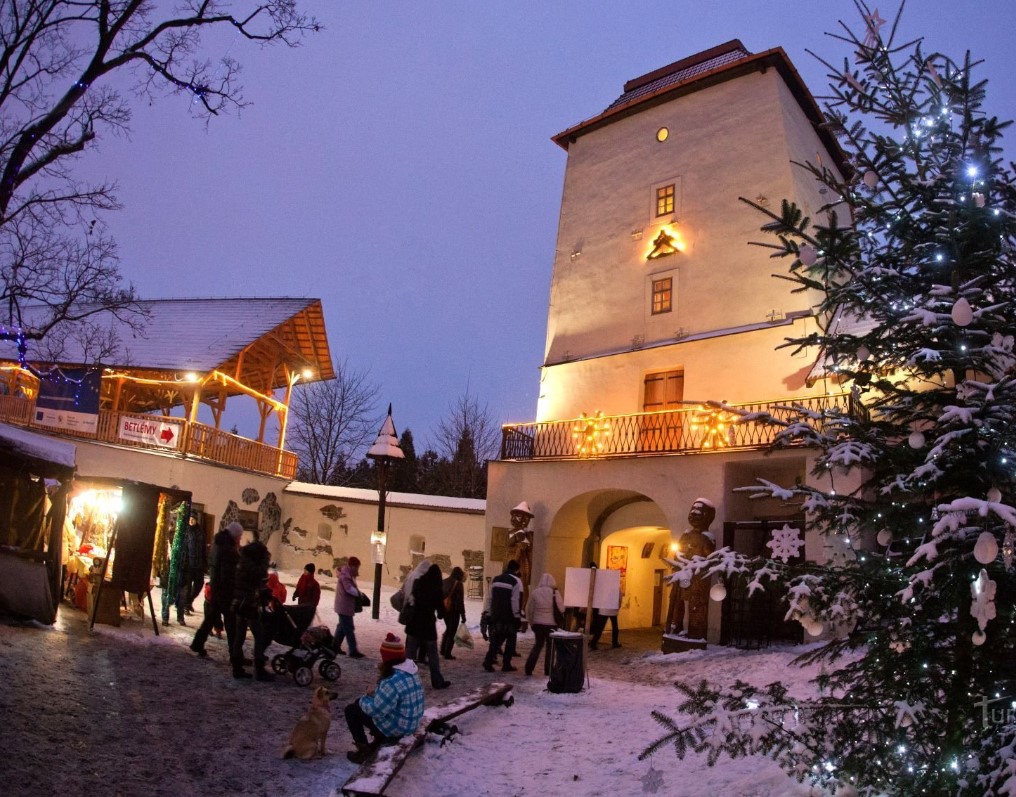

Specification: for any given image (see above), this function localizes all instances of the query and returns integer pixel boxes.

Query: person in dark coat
[190,521,242,658]
[439,567,466,660]
[231,531,274,681]
[404,564,451,689]
[182,511,207,614]
[483,559,522,673]
[293,563,321,608]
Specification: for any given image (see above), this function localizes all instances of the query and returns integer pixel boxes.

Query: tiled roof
[605,41,752,111]
[550,41,848,177]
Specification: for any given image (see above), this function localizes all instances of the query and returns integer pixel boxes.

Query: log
[339,681,513,797]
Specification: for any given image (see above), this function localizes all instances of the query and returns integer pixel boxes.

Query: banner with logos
[34,369,101,434]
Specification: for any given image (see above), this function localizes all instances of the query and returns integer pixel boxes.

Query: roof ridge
[622,39,750,93]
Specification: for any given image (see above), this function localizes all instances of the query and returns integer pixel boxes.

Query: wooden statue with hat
[506,501,535,610]
[662,497,716,653]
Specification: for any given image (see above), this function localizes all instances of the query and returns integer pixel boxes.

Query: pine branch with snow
[645,3,1016,794]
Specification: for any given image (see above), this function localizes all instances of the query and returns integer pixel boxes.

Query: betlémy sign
[118,417,183,449]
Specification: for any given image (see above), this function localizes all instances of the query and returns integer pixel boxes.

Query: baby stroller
[266,604,341,686]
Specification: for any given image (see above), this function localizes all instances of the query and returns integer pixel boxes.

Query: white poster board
[562,567,620,610]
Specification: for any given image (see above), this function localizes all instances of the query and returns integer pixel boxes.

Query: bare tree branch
[0,0,319,366]
[433,392,500,464]
[289,360,380,485]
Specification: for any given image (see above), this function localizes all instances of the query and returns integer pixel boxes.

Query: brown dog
[282,685,339,759]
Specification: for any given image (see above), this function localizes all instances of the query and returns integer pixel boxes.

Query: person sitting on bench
[344,633,425,763]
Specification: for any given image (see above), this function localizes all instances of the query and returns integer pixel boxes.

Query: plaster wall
[280,484,485,583]
[545,69,821,367]
[536,314,835,422]
[69,440,486,585]
[487,447,829,637]
[491,51,857,644]
[73,440,288,527]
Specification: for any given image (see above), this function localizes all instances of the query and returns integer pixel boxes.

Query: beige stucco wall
[67,439,486,586]
[544,69,833,368]
[73,439,290,528]
[537,65,845,424]
[487,447,847,639]
[491,55,854,644]
[280,483,485,583]
[536,314,834,422]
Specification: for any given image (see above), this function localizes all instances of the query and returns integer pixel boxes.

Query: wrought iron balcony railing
[499,394,852,461]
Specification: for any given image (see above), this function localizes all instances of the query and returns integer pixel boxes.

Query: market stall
[0,422,76,624]
[66,478,192,634]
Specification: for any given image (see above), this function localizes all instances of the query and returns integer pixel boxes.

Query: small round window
[656,127,669,142]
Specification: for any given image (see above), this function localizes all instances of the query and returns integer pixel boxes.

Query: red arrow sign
[160,427,175,443]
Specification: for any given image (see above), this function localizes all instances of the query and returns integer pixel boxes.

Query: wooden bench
[338,681,514,797]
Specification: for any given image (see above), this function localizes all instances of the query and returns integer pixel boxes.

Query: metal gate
[719,520,804,649]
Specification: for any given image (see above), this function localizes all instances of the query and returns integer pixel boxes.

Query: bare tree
[433,392,500,464]
[289,360,379,485]
[0,0,319,368]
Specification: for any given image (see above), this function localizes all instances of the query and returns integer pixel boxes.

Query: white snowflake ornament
[970,568,997,633]
[767,524,805,562]
[641,762,665,794]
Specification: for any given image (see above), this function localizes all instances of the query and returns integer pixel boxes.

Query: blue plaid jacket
[359,664,425,738]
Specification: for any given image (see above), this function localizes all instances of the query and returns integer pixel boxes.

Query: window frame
[655,183,675,217]
[651,276,673,315]
[650,176,681,222]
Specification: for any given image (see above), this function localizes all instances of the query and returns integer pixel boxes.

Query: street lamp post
[366,404,404,620]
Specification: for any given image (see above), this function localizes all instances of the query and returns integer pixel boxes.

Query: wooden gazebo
[0,298,335,478]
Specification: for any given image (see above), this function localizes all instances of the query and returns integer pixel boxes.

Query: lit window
[656,184,675,217]
[656,127,669,142]
[652,277,673,315]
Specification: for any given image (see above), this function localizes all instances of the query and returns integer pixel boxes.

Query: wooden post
[583,566,597,636]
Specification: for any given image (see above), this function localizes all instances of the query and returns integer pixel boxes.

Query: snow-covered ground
[0,571,826,797]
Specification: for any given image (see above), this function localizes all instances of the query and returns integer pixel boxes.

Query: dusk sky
[76,1,1015,449]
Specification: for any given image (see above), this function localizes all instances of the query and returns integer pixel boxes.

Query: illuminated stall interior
[64,477,192,631]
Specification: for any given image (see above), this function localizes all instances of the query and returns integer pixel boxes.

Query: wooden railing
[0,393,32,425]
[0,397,297,479]
[500,394,853,461]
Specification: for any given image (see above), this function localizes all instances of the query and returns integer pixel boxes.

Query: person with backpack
[439,567,466,660]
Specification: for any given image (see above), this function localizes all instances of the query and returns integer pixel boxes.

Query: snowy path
[1,582,822,797]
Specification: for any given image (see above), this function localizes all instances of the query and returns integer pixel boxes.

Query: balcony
[499,393,853,461]
[0,395,298,479]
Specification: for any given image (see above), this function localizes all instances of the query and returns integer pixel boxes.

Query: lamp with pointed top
[366,404,404,619]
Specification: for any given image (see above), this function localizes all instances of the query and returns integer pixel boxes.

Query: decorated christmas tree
[642,3,1016,795]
